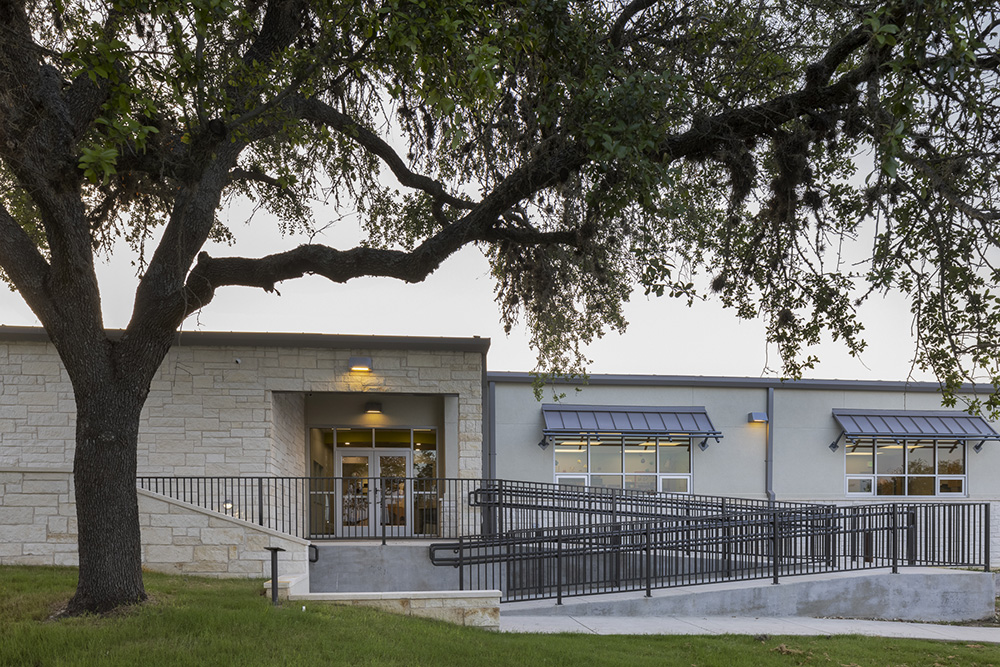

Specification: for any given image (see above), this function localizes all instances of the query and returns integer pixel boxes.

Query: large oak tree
[0,0,997,613]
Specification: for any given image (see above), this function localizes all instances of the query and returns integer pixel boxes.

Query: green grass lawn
[2,566,999,667]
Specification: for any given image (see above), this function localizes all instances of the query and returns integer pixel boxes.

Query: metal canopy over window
[542,404,723,439]
[832,409,1000,445]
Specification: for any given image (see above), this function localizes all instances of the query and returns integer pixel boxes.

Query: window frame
[553,433,694,493]
[844,437,967,498]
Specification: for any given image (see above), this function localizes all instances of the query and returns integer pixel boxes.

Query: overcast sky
[0,201,931,382]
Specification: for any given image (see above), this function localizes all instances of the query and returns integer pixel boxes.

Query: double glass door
[337,450,412,537]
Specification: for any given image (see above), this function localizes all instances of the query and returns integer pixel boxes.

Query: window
[845,439,966,497]
[554,434,692,493]
[309,427,438,477]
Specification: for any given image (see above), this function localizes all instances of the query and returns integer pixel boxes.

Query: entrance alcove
[303,392,460,540]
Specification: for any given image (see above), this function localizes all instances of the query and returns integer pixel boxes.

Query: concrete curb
[500,614,1000,643]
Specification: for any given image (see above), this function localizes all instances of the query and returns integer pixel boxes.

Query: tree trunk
[64,383,148,615]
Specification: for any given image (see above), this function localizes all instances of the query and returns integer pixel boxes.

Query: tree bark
[64,373,152,614]
[53,329,173,615]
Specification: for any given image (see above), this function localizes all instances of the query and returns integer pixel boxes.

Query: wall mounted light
[222,499,233,511]
[747,412,769,423]
[349,356,373,372]
[365,401,382,414]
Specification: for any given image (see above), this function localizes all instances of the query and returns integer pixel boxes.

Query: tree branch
[0,203,54,322]
[180,134,589,316]
[183,219,580,311]
[608,0,658,48]
[657,28,877,161]
[228,167,285,189]
[241,0,308,66]
[291,96,475,211]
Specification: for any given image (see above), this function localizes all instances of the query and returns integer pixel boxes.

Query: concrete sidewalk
[501,614,1000,643]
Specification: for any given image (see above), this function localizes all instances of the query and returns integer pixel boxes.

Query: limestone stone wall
[0,342,75,470]
[0,468,77,565]
[0,335,485,479]
[0,469,309,578]
[270,392,306,477]
[0,332,485,576]
[139,489,309,578]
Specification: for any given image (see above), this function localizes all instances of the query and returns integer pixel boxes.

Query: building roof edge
[486,370,960,393]
[0,326,492,353]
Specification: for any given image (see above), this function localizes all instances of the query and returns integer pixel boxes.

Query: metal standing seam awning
[541,404,723,442]
[831,408,1000,451]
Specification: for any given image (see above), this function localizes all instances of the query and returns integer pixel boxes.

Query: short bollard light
[265,546,286,606]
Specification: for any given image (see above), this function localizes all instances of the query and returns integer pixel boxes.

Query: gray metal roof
[542,404,722,437]
[832,409,1000,441]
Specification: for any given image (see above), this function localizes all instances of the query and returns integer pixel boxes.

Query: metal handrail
[136,475,990,604]
[430,501,991,602]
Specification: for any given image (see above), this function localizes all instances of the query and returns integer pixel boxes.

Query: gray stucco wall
[772,388,1000,502]
[490,375,1000,502]
[491,380,770,498]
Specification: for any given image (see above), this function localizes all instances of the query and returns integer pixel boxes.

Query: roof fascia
[0,326,491,354]
[488,371,957,393]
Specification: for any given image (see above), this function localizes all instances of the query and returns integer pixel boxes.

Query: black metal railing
[429,501,990,602]
[470,479,828,535]
[137,475,990,603]
[137,476,485,541]
[137,475,824,541]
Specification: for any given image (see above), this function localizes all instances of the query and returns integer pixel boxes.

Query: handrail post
[257,477,264,527]
[985,502,992,573]
[265,546,285,606]
[721,498,730,578]
[771,511,780,585]
[458,536,464,591]
[645,523,652,598]
[381,480,387,546]
[556,532,563,605]
[497,479,505,537]
[890,503,898,574]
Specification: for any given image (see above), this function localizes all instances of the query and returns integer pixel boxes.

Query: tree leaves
[4,0,1000,407]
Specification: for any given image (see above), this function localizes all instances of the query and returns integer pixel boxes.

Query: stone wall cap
[291,590,501,601]
[137,488,310,545]
[0,326,491,354]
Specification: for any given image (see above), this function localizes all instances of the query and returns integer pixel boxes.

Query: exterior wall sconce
[222,499,233,511]
[365,401,382,414]
[747,412,769,423]
[349,356,373,372]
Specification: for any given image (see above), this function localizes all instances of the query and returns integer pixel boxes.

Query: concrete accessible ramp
[500,614,1000,642]
[502,568,996,623]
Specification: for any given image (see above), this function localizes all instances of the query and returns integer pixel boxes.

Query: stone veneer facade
[0,469,309,577]
[0,328,488,570]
